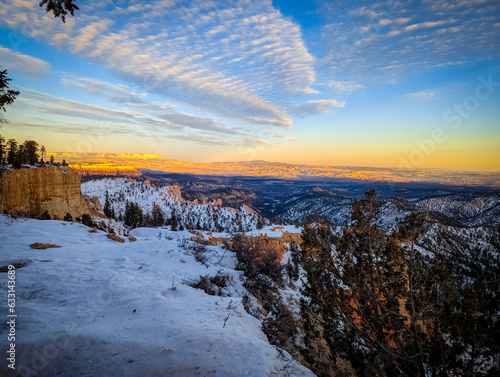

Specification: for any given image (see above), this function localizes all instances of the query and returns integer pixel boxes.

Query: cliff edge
[0,166,105,221]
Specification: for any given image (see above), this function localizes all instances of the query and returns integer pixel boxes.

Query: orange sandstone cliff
[0,166,105,221]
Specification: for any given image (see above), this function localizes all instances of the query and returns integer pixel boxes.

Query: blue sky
[0,0,499,171]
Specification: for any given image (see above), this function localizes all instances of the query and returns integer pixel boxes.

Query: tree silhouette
[0,70,20,125]
[39,0,79,23]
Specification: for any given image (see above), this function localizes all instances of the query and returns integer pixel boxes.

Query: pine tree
[152,204,164,227]
[171,214,178,231]
[40,145,46,163]
[256,219,264,230]
[22,140,39,165]
[103,191,112,218]
[13,144,23,169]
[124,201,143,228]
[0,135,5,166]
[300,190,411,375]
[63,212,73,222]
[6,139,17,165]
[0,69,19,124]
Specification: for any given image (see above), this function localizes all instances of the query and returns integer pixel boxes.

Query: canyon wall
[0,167,105,221]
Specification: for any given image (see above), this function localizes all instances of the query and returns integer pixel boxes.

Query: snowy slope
[416,192,500,227]
[81,178,259,232]
[0,215,314,377]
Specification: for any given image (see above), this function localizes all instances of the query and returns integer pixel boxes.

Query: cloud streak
[288,100,345,117]
[0,46,50,76]
[12,86,246,146]
[61,77,147,104]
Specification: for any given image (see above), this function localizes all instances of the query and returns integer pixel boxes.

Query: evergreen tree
[0,69,19,124]
[171,214,178,231]
[39,0,79,23]
[103,191,112,218]
[6,139,17,165]
[50,155,54,165]
[256,219,264,230]
[124,201,143,228]
[22,140,39,165]
[0,135,5,166]
[152,204,164,227]
[40,145,46,163]
[13,144,23,169]
[63,212,73,222]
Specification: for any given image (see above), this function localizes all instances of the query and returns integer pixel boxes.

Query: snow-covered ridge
[81,178,259,232]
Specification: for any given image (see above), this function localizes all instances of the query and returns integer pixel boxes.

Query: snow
[81,178,259,233]
[0,215,314,376]
[247,225,302,238]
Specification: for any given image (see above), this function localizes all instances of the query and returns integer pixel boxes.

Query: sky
[0,0,499,172]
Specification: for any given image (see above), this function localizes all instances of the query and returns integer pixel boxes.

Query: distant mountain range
[49,152,500,188]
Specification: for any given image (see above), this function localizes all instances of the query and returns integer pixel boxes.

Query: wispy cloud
[328,80,364,94]
[0,0,327,128]
[266,130,296,141]
[12,87,246,144]
[288,100,345,117]
[404,19,456,32]
[0,46,50,76]
[401,90,441,101]
[61,77,147,104]
[318,0,500,82]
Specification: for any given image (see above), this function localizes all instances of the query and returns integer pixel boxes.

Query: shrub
[39,210,51,220]
[81,214,94,228]
[189,273,229,296]
[262,302,298,350]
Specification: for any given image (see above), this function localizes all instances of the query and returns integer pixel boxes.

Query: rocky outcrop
[0,167,105,221]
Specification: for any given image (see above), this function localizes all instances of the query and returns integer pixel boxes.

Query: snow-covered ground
[81,178,259,233]
[0,215,314,376]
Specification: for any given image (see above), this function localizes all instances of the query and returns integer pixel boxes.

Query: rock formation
[0,166,105,221]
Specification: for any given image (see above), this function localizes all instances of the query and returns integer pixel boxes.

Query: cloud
[61,77,147,103]
[0,46,50,76]
[12,86,254,148]
[266,130,296,141]
[156,111,242,135]
[0,0,319,127]
[288,100,345,117]
[401,90,441,101]
[318,0,500,82]
[404,19,456,32]
[328,80,364,94]
[17,87,140,123]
